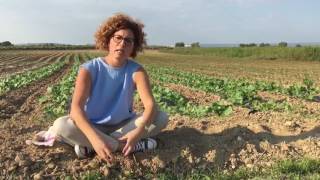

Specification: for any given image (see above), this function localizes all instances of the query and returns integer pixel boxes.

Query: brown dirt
[0,58,74,177]
[0,53,63,77]
[160,82,221,106]
[0,57,320,178]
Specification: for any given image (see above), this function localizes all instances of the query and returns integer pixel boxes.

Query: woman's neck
[104,55,127,68]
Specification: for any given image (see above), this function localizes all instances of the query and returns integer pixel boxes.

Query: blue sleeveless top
[80,57,141,125]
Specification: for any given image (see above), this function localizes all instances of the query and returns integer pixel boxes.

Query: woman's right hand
[89,134,114,163]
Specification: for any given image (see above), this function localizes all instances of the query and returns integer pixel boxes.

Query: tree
[278,41,288,47]
[296,44,302,47]
[259,43,271,47]
[239,43,257,47]
[191,42,200,48]
[175,42,185,47]
[0,41,13,46]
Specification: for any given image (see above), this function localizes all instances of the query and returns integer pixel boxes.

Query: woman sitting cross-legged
[50,13,168,163]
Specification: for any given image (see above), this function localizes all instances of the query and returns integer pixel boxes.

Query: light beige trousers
[50,111,168,152]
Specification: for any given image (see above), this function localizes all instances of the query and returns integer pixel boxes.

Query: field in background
[0,49,320,179]
[160,46,320,61]
[139,49,320,87]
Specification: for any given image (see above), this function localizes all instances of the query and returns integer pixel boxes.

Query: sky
[0,0,319,46]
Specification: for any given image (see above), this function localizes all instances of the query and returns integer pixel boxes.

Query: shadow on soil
[153,125,320,172]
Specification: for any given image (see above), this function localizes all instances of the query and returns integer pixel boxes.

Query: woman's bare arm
[70,68,114,162]
[133,67,157,127]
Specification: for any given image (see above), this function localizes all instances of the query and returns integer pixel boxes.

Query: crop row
[146,65,293,112]
[41,53,109,118]
[0,52,56,65]
[40,54,83,117]
[0,53,66,78]
[152,82,232,117]
[151,66,319,100]
[38,53,232,118]
[0,54,69,95]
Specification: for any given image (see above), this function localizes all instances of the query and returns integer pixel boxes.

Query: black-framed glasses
[112,35,135,46]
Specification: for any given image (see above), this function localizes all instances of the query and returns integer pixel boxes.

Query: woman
[51,13,168,163]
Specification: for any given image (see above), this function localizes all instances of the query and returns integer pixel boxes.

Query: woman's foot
[132,138,157,153]
[74,138,157,158]
[74,144,95,158]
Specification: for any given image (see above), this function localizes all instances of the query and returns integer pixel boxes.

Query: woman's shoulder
[81,57,104,69]
[82,57,103,65]
[127,59,142,69]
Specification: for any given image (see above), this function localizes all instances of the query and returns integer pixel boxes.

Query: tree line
[175,42,200,48]
[239,42,290,47]
[0,41,94,50]
[174,41,304,48]
[0,41,13,46]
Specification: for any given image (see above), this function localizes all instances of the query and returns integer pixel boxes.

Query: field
[0,48,320,179]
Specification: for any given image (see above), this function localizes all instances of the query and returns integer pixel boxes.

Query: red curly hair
[95,13,146,58]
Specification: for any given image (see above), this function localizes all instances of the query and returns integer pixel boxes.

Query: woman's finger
[106,155,113,163]
[124,146,133,156]
[102,146,114,162]
[118,135,128,142]
[98,150,109,163]
[122,143,129,154]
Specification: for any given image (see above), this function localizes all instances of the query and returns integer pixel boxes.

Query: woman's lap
[51,111,168,151]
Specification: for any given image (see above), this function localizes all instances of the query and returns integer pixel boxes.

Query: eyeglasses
[111,35,135,46]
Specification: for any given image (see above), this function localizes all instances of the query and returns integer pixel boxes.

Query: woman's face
[108,29,135,60]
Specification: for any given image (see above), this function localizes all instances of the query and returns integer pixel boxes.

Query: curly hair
[95,13,146,58]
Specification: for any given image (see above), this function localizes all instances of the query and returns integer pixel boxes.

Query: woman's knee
[51,116,76,136]
[154,111,169,129]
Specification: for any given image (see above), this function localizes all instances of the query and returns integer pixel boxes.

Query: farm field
[0,49,320,179]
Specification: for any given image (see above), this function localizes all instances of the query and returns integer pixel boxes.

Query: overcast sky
[0,0,319,45]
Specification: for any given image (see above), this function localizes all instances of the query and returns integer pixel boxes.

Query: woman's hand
[89,134,114,163]
[118,127,145,156]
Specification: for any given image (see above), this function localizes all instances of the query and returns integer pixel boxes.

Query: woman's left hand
[118,127,145,156]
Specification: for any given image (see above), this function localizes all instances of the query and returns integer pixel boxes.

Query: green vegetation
[175,42,185,47]
[191,42,200,48]
[146,65,294,112]
[239,43,258,47]
[278,41,288,47]
[259,43,271,47]
[287,78,319,100]
[0,57,66,95]
[153,83,232,117]
[40,55,80,118]
[160,46,320,61]
[40,53,94,118]
[1,50,319,178]
[0,41,13,46]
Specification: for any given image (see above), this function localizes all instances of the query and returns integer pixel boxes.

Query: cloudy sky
[0,0,319,45]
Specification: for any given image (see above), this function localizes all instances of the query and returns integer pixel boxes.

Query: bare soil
[161,82,221,106]
[0,53,63,78]
[1,81,319,179]
[0,54,319,178]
